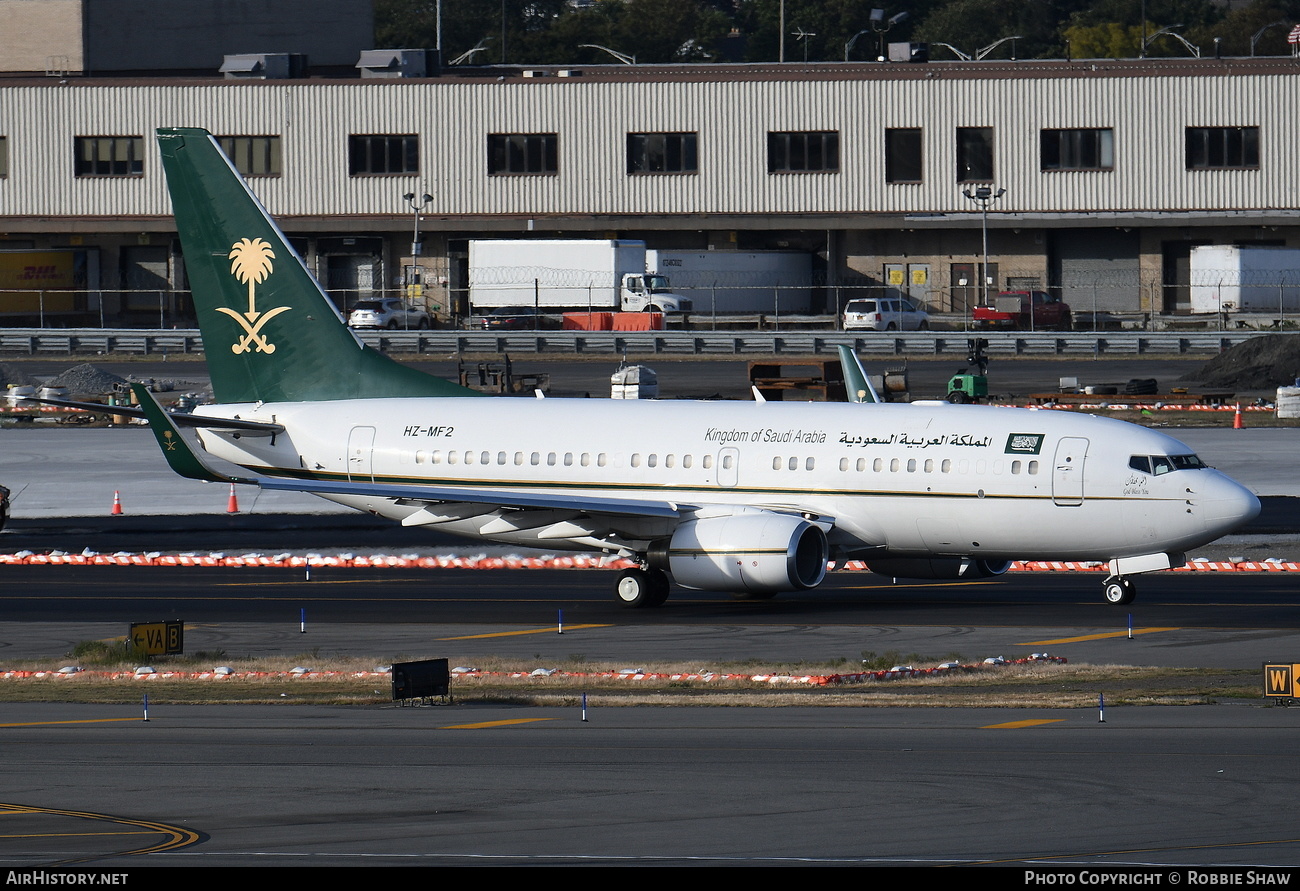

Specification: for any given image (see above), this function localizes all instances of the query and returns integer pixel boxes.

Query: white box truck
[645,250,812,313]
[1190,245,1300,314]
[468,239,692,313]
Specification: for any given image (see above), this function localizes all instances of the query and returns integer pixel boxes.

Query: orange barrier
[562,312,614,331]
[611,312,663,331]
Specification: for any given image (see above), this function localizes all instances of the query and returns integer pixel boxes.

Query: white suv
[347,298,431,330]
[842,297,929,331]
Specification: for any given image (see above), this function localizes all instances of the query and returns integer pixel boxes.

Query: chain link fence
[6,273,1300,332]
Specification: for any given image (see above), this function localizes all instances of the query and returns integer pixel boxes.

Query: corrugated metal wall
[0,71,1295,220]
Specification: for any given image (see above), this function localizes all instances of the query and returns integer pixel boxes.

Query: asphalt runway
[1,566,1299,668]
[2,702,1298,867]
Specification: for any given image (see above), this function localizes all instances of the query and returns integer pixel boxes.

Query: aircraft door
[717,448,739,488]
[347,426,376,483]
[1052,437,1088,506]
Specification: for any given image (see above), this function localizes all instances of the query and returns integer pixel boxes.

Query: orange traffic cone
[1233,403,1244,429]
[110,490,123,516]
[226,483,239,514]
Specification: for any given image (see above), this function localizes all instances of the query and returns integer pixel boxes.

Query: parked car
[842,297,930,331]
[972,291,1072,331]
[478,306,557,330]
[347,298,431,330]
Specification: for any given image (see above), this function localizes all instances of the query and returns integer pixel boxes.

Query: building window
[768,131,839,173]
[885,128,922,183]
[488,133,558,175]
[956,127,993,183]
[1041,128,1113,171]
[218,136,282,177]
[1186,127,1259,170]
[348,134,419,176]
[74,136,144,177]
[627,132,697,174]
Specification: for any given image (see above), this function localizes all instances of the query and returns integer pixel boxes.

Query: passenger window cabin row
[407,448,1040,478]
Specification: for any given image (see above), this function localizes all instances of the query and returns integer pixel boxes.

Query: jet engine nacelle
[648,512,828,593]
[865,557,1012,580]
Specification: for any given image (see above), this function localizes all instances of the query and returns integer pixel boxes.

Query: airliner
[130,128,1260,608]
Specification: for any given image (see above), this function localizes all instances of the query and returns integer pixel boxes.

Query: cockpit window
[1130,453,1207,475]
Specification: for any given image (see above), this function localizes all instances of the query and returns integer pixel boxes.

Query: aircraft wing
[130,384,690,520]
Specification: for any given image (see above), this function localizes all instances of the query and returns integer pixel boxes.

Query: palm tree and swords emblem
[217,237,291,354]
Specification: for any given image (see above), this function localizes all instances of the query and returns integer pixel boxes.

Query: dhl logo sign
[18,265,61,281]
[1263,663,1300,698]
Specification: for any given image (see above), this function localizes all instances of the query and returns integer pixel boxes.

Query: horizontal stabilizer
[29,395,284,434]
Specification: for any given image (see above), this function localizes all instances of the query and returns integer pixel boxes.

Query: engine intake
[648,513,828,593]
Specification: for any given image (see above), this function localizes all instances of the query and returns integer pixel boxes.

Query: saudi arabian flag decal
[217,237,291,354]
[1005,433,1045,455]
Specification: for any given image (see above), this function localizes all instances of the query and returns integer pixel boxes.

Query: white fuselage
[194,398,1258,562]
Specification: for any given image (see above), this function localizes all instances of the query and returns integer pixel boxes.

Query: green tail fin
[156,128,478,403]
[837,345,879,404]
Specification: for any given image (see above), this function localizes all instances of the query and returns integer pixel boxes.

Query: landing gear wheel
[1103,576,1136,605]
[615,568,669,608]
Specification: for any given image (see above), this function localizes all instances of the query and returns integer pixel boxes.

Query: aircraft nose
[1201,473,1261,533]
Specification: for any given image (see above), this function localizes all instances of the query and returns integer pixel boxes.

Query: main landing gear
[615,567,670,608]
[1103,575,1136,605]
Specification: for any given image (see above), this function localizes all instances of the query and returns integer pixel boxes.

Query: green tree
[1062,20,1148,57]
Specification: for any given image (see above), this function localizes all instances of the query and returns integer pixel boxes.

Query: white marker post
[1098,692,1106,723]
[558,609,564,635]
[581,692,588,723]
[143,693,149,723]
[300,608,306,634]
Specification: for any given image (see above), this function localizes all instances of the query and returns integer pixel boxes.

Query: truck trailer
[645,249,812,314]
[468,240,691,314]
[1189,245,1300,315]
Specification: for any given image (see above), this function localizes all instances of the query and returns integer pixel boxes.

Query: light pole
[962,186,1005,308]
[845,29,871,61]
[870,9,909,61]
[579,44,636,65]
[402,191,433,314]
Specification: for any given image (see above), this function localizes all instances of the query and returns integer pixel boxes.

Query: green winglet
[837,345,878,404]
[131,384,240,484]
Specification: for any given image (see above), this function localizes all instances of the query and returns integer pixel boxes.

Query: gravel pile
[1181,334,1300,390]
[45,363,128,396]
